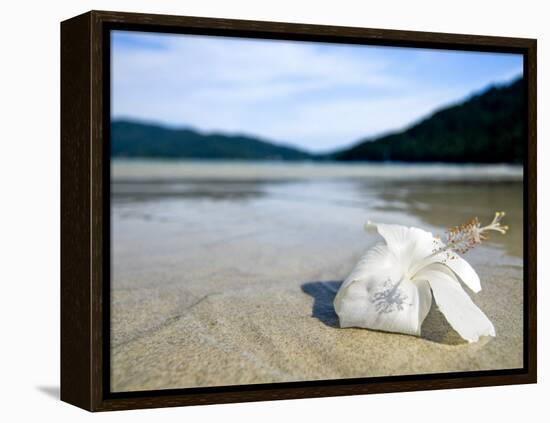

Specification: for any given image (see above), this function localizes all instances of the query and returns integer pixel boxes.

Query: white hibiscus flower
[334,212,508,342]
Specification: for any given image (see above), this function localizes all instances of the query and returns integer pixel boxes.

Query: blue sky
[111,30,523,153]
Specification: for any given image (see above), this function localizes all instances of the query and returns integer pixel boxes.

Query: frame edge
[525,38,537,384]
[60,11,94,411]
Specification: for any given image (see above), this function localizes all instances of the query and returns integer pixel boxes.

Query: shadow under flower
[301,280,468,346]
[301,281,342,328]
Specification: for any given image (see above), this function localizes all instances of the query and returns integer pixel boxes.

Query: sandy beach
[110,161,524,392]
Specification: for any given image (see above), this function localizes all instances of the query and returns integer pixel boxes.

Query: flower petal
[334,244,396,315]
[410,237,482,293]
[415,251,482,293]
[337,243,399,291]
[367,221,437,272]
[443,253,482,293]
[334,245,432,336]
[415,265,495,342]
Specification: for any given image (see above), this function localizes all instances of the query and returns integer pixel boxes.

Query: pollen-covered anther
[444,212,509,255]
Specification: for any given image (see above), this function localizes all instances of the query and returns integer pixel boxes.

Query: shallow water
[112,161,523,262]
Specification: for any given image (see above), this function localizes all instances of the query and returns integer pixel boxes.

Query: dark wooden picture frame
[61,10,537,412]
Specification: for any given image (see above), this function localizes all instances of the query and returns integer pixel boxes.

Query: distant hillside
[112,77,524,163]
[332,77,525,163]
[111,121,313,161]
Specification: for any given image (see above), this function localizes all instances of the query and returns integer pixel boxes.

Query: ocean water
[111,160,523,259]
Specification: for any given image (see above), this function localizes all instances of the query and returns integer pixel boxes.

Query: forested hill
[112,77,524,163]
[332,77,524,163]
[111,121,313,160]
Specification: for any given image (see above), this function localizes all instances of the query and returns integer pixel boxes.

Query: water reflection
[112,168,524,260]
[111,180,269,204]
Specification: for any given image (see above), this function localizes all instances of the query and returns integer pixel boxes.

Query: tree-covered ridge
[111,77,524,163]
[111,121,313,160]
[333,77,524,163]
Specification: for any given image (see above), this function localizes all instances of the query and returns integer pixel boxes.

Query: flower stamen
[443,211,509,255]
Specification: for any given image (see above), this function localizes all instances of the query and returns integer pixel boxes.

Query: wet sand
[110,161,524,392]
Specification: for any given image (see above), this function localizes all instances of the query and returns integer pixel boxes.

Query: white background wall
[0,0,546,421]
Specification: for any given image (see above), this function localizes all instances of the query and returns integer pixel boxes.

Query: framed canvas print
[60,10,537,411]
